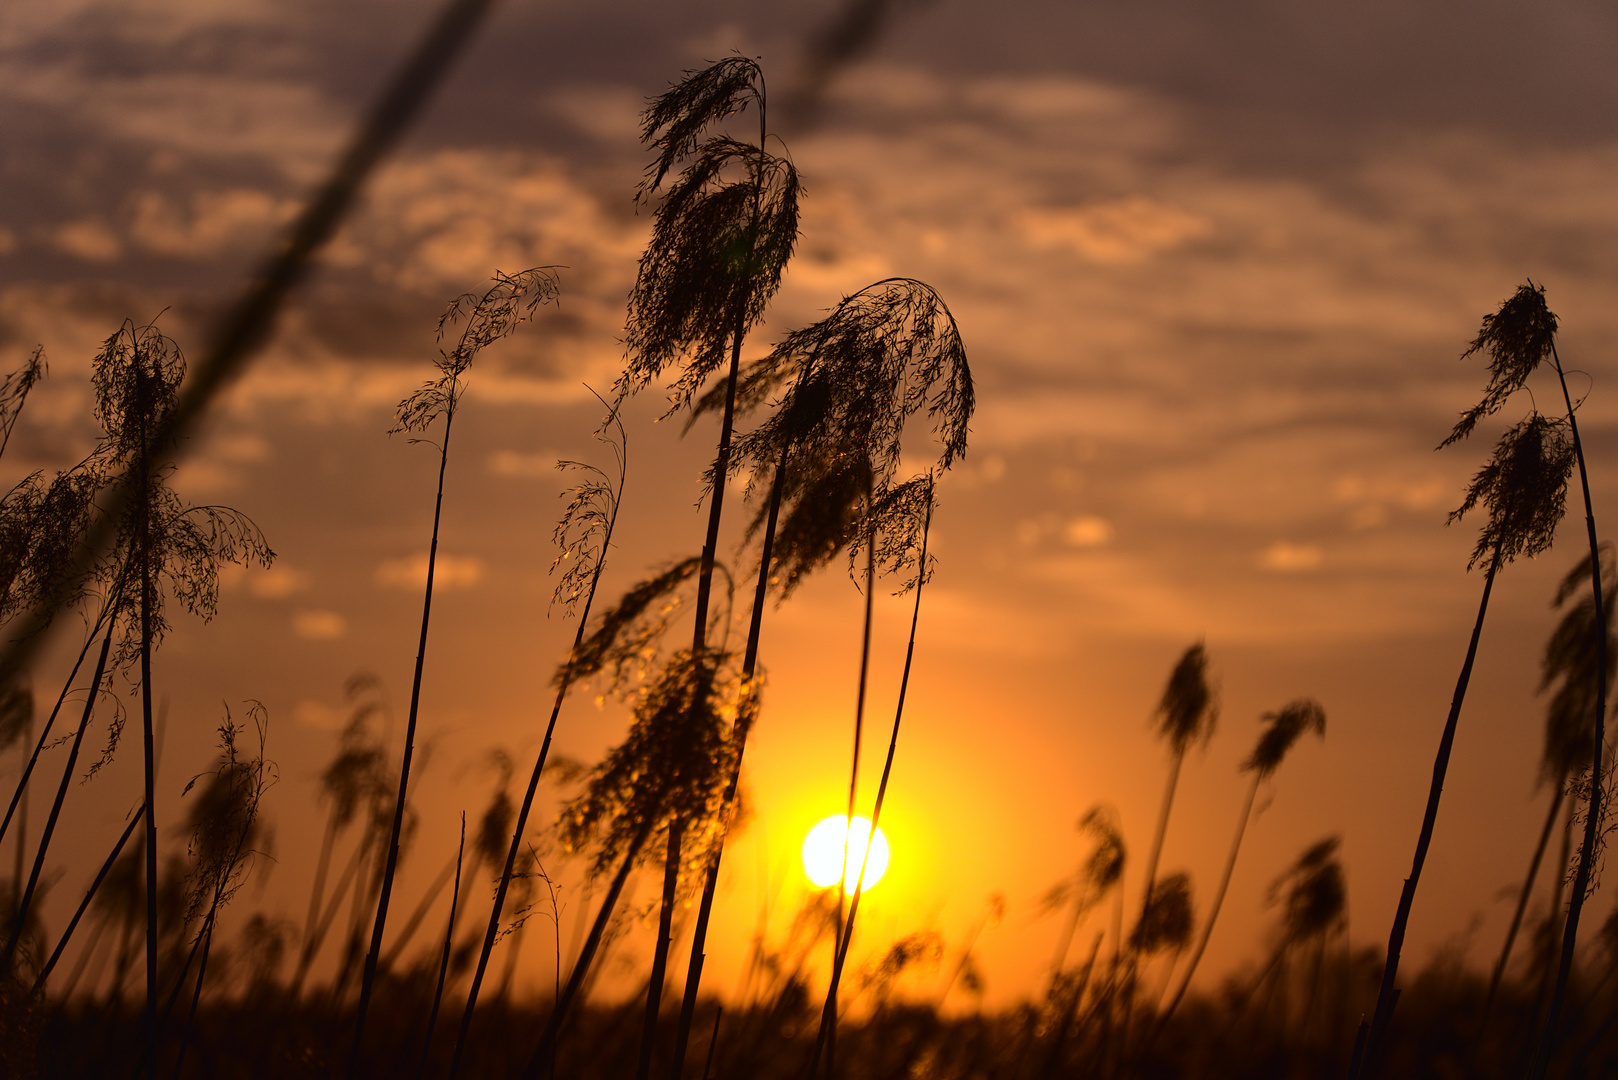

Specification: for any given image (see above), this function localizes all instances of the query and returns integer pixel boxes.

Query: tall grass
[350,268,558,1066]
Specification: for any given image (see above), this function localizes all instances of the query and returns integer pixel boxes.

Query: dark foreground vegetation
[7,934,1618,1079]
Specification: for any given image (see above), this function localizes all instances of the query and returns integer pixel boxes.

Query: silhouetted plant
[1130,872,1194,958]
[1161,698,1326,1023]
[610,56,803,1075]
[0,346,46,461]
[351,267,559,1066]
[675,277,973,1072]
[1435,282,1609,1080]
[417,812,465,1080]
[1357,409,1575,1078]
[171,703,274,1077]
[1044,804,1127,988]
[522,647,753,1079]
[1482,546,1614,1031]
[810,479,938,1079]
[449,408,628,1080]
[1136,644,1218,953]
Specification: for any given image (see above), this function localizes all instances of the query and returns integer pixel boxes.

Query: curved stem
[1532,342,1608,1079]
[447,422,625,1080]
[1479,783,1563,1036]
[1159,772,1260,1025]
[2,623,114,969]
[350,408,456,1073]
[809,483,935,1078]
[415,813,465,1080]
[33,801,145,994]
[1356,545,1500,1077]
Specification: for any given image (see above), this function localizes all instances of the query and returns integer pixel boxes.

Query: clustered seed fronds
[1130,873,1194,955]
[861,931,944,1002]
[1448,413,1575,569]
[92,321,183,461]
[0,463,106,629]
[0,345,46,458]
[622,140,801,413]
[639,56,767,197]
[559,649,754,880]
[1079,805,1127,896]
[180,702,276,931]
[551,409,627,614]
[1269,837,1346,944]
[556,557,704,694]
[1539,545,1616,785]
[1442,282,1558,449]
[710,279,973,593]
[1244,698,1327,780]
[1154,643,1219,755]
[393,268,561,435]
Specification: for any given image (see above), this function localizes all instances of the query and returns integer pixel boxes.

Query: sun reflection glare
[802,815,890,894]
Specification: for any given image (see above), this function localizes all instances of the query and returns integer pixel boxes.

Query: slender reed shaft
[1356,546,1501,1077]
[34,802,145,993]
[171,914,215,1080]
[1136,754,1183,945]
[137,361,160,1076]
[350,410,456,1071]
[448,443,623,1080]
[638,818,683,1080]
[416,814,465,1080]
[830,537,876,1078]
[809,485,935,1078]
[670,449,787,1078]
[1531,341,1608,1079]
[11,709,26,912]
[1480,784,1564,1032]
[0,584,104,842]
[523,815,658,1080]
[2,621,114,968]
[1160,773,1260,1023]
[644,310,746,1072]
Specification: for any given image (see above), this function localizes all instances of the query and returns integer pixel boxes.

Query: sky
[4,0,1618,1013]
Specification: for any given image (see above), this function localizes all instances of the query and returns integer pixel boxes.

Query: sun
[802,815,890,894]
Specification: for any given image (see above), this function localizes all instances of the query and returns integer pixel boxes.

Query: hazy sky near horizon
[5,0,1618,1011]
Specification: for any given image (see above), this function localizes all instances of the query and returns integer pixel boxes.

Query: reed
[350,267,558,1068]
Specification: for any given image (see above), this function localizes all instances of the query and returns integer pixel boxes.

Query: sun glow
[802,815,890,894]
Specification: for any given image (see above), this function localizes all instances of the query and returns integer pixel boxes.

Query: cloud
[52,220,121,262]
[1260,541,1324,572]
[375,553,485,591]
[293,608,346,640]
[1018,197,1209,264]
[129,188,293,259]
[293,698,346,731]
[488,449,560,478]
[1063,516,1114,547]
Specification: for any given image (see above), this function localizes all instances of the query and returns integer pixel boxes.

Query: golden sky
[4,0,1618,1009]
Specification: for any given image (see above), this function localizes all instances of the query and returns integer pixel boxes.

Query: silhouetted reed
[1482,546,1614,1033]
[352,267,558,1065]
[1358,407,1576,1075]
[1162,698,1326,1023]
[448,406,627,1080]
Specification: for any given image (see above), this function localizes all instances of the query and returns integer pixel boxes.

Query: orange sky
[4,0,1618,1012]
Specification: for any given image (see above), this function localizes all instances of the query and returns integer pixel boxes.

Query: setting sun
[802,815,891,894]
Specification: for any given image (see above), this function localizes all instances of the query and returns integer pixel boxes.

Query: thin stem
[1479,784,1563,1036]
[416,812,466,1080]
[350,407,457,1072]
[523,815,658,1080]
[1531,341,1608,1079]
[447,430,624,1080]
[1356,545,1501,1078]
[809,481,935,1078]
[638,817,683,1080]
[1159,772,1261,1025]
[670,448,787,1079]
[2,623,113,968]
[33,802,145,994]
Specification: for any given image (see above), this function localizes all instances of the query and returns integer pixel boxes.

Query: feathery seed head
[1153,643,1218,755]
[1130,872,1194,955]
[1443,281,1558,448]
[1448,412,1574,569]
[1244,698,1326,780]
[1537,544,1616,784]
[1269,836,1346,944]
